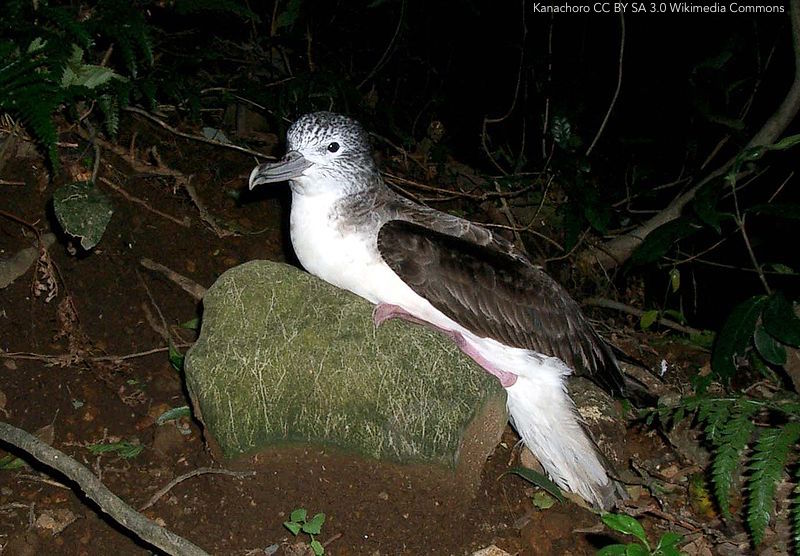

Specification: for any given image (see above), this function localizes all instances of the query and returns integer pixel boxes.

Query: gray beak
[248,151,313,190]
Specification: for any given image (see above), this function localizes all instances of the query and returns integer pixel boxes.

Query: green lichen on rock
[185,261,506,469]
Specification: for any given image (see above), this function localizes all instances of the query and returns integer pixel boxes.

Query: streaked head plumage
[249,112,380,194]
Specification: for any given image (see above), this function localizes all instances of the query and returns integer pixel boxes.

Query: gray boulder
[185,261,506,489]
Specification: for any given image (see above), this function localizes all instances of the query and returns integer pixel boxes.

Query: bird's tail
[505,364,621,510]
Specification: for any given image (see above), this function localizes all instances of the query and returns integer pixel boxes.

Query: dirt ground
[1,117,710,555]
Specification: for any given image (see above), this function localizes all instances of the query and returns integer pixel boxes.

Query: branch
[586,14,625,157]
[140,258,207,301]
[0,421,210,556]
[581,0,800,269]
[140,467,255,511]
[584,297,702,336]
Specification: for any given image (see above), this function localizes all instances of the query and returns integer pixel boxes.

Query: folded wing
[377,219,625,395]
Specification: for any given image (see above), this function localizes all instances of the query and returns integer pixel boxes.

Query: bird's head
[248,112,380,196]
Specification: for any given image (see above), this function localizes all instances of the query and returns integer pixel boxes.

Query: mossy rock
[185,261,506,486]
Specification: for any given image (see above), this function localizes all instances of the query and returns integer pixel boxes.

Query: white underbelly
[289,192,538,379]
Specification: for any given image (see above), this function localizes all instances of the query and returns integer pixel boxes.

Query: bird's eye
[327,142,340,153]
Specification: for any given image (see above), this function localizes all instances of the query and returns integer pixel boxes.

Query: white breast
[288,190,455,327]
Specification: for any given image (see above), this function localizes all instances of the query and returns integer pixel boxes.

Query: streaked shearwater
[249,112,626,509]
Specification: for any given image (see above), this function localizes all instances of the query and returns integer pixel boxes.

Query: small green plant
[501,465,566,504]
[598,513,683,556]
[86,440,143,459]
[284,508,326,555]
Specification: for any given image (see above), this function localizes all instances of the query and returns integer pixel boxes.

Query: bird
[248,111,626,509]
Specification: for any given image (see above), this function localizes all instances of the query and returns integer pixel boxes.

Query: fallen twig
[98,177,190,228]
[179,179,234,238]
[18,472,71,490]
[139,258,207,301]
[76,128,183,178]
[0,345,192,364]
[140,467,256,511]
[123,106,271,160]
[0,421,210,556]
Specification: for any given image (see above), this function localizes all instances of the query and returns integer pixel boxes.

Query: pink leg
[372,303,518,387]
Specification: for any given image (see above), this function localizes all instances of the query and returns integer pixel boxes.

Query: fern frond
[710,401,756,518]
[794,471,800,548]
[92,0,154,78]
[747,422,800,545]
[0,46,64,169]
[40,5,91,49]
[97,94,119,136]
[698,398,731,444]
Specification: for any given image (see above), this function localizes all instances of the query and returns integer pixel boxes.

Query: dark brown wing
[377,219,625,395]
[386,195,527,262]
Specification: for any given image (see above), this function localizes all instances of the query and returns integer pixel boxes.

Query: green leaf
[753,326,787,365]
[768,133,800,151]
[629,218,698,266]
[658,546,682,556]
[749,350,773,378]
[531,490,555,509]
[662,309,686,324]
[27,37,47,54]
[669,268,681,292]
[310,539,325,555]
[711,296,768,379]
[302,513,325,535]
[156,405,191,425]
[0,454,26,470]
[688,330,715,349]
[180,318,200,330]
[597,545,628,556]
[61,45,121,89]
[768,263,795,275]
[551,116,573,148]
[52,181,114,250]
[584,203,611,234]
[625,544,649,556]
[275,0,303,29]
[640,310,659,331]
[762,292,800,347]
[283,521,301,536]
[729,146,766,178]
[693,182,725,233]
[169,341,185,373]
[601,513,648,546]
[657,531,683,549]
[290,508,307,523]
[502,467,565,503]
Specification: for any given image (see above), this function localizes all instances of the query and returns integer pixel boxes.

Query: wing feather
[377,219,625,395]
